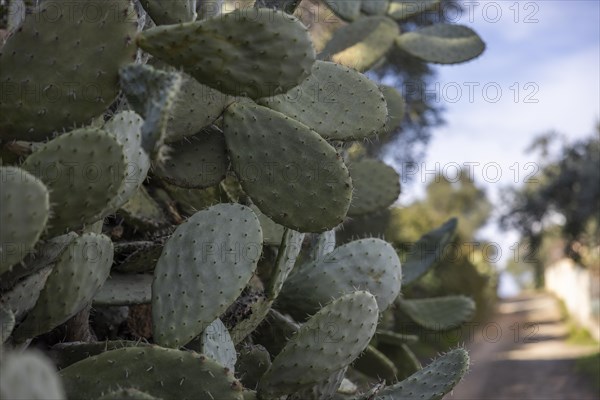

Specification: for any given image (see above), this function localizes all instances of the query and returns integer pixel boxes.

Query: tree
[501,126,600,287]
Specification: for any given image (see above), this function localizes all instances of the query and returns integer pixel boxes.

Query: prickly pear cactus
[0,1,485,398]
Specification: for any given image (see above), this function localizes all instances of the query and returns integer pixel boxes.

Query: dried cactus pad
[21,128,127,235]
[0,167,49,275]
[152,203,262,348]
[137,8,315,99]
[60,346,244,400]
[0,0,138,141]
[223,102,352,233]
[258,61,387,141]
[396,23,485,64]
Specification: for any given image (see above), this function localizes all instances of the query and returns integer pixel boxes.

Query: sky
[396,0,600,296]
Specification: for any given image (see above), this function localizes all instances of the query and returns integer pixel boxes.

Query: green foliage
[0,1,486,398]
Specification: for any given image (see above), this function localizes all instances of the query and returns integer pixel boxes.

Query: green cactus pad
[137,9,315,99]
[13,233,113,340]
[320,16,398,72]
[258,61,387,141]
[1,232,78,290]
[376,330,418,345]
[348,158,400,216]
[119,187,170,231]
[0,0,137,141]
[375,348,469,400]
[0,167,49,274]
[396,24,485,64]
[236,345,272,390]
[387,0,440,20]
[119,64,182,158]
[289,367,347,400]
[0,351,66,400]
[0,267,52,322]
[403,218,457,284]
[152,203,262,348]
[141,0,197,25]
[259,291,379,397]
[380,85,405,133]
[354,345,398,383]
[50,340,150,370]
[60,346,244,400]
[223,102,352,232]
[253,309,300,358]
[362,0,389,15]
[93,274,153,306]
[266,229,305,300]
[398,295,475,330]
[99,388,161,400]
[0,305,15,343]
[114,240,165,273]
[251,205,285,246]
[322,0,361,21]
[165,72,232,143]
[194,319,237,371]
[379,342,421,381]
[280,238,401,316]
[103,111,151,213]
[155,128,228,189]
[22,128,127,236]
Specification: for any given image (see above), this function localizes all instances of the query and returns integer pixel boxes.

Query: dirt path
[448,293,599,400]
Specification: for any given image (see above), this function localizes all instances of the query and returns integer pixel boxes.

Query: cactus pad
[280,238,401,316]
[103,111,151,213]
[93,274,153,306]
[398,295,476,330]
[165,72,232,143]
[0,0,137,141]
[14,233,113,340]
[0,267,52,322]
[380,85,406,133]
[195,318,237,371]
[236,345,272,389]
[375,348,469,400]
[387,0,440,20]
[0,305,15,343]
[362,0,389,15]
[60,346,244,400]
[0,167,49,274]
[403,218,457,284]
[137,9,315,99]
[0,351,66,400]
[251,205,285,246]
[155,128,228,189]
[152,203,262,348]
[223,102,352,232]
[141,0,197,25]
[354,345,398,383]
[258,61,387,141]
[119,64,182,158]
[259,291,378,397]
[348,158,400,216]
[99,388,160,400]
[322,0,361,21]
[396,24,485,64]
[320,16,398,72]
[22,128,127,235]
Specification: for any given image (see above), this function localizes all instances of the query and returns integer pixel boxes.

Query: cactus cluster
[0,0,484,399]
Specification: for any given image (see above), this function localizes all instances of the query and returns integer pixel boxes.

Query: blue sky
[397,1,600,294]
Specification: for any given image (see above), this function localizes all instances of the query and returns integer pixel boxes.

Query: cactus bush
[0,0,485,399]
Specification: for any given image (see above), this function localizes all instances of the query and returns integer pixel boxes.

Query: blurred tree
[500,126,600,287]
